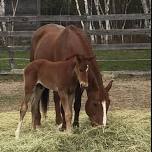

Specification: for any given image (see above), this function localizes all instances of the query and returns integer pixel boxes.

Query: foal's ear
[105,80,113,92]
[85,55,96,61]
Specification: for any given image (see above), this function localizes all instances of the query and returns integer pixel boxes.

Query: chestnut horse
[15,55,90,139]
[30,24,113,129]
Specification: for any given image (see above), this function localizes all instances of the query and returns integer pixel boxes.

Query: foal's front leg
[60,92,75,131]
[58,91,73,133]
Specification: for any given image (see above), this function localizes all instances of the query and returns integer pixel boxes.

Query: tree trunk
[93,0,103,43]
[0,0,6,46]
[74,0,84,29]
[84,0,95,42]
[8,0,19,69]
[104,0,111,44]
[140,0,150,28]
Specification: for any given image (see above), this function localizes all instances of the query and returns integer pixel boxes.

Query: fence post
[7,20,15,70]
[84,14,91,42]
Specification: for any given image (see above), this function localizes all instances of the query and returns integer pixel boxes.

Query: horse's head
[74,55,92,88]
[85,80,113,126]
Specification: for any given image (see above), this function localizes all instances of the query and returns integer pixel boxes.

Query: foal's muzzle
[80,81,88,88]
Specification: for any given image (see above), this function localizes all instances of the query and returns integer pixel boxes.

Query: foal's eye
[79,68,84,72]
[93,103,98,107]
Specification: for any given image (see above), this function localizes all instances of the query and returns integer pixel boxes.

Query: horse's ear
[105,80,113,92]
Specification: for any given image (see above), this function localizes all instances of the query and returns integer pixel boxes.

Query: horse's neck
[90,58,104,88]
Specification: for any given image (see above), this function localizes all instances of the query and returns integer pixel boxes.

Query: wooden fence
[0,14,151,50]
[0,14,151,71]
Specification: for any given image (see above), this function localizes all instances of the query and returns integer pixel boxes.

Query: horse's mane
[67,25,93,56]
[67,25,104,89]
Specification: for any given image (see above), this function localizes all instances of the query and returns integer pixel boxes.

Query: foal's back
[24,59,76,91]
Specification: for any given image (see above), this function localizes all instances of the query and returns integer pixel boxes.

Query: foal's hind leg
[31,84,44,130]
[15,93,32,139]
[73,84,83,128]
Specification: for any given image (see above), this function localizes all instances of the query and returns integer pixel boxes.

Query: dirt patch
[0,77,151,111]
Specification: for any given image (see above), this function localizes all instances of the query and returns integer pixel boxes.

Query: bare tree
[104,0,111,44]
[93,0,104,43]
[0,0,6,46]
[121,0,132,43]
[84,0,95,42]
[11,0,19,31]
[74,0,84,29]
[140,0,151,28]
[8,0,19,69]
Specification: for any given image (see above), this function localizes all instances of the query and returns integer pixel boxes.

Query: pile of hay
[0,110,150,152]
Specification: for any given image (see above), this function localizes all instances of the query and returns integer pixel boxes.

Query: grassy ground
[0,110,150,152]
[0,76,151,152]
[0,50,151,71]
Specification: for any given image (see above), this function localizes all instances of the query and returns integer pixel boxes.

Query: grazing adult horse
[30,24,113,129]
[15,55,89,139]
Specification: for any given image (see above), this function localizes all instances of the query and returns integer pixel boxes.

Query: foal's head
[73,55,91,88]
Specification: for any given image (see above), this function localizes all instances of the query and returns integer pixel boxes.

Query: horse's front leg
[73,84,83,128]
[31,84,44,130]
[53,91,62,125]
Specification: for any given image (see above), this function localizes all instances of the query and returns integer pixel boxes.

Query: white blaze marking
[102,101,107,127]
[86,65,89,72]
[15,120,23,140]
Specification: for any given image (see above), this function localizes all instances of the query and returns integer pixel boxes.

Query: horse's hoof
[56,119,62,125]
[73,122,79,128]
[58,125,66,132]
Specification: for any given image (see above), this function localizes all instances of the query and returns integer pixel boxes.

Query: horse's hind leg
[41,88,49,119]
[15,93,32,139]
[73,84,83,128]
[31,84,44,130]
[53,91,62,125]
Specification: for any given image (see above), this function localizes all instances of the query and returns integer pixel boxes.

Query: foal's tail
[41,88,49,118]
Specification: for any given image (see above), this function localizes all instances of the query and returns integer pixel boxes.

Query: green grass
[0,110,150,152]
[94,50,151,71]
[0,50,151,71]
[0,51,30,70]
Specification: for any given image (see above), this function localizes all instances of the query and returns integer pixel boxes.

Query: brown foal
[15,55,89,139]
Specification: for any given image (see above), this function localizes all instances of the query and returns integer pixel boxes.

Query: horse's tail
[41,88,49,118]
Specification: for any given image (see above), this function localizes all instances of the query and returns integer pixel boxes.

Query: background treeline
[0,0,151,45]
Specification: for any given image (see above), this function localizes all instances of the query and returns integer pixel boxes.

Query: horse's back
[31,24,65,61]
[31,24,93,62]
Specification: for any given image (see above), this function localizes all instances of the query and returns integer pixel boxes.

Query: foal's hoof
[73,122,79,128]
[15,130,20,140]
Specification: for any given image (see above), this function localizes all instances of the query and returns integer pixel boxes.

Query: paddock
[0,1,151,151]
[0,74,150,152]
